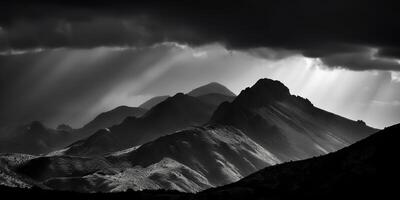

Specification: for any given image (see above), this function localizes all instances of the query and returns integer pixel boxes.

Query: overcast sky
[0,0,399,129]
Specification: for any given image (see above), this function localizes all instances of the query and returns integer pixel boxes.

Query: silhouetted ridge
[233,79,290,108]
[142,93,213,119]
[80,106,146,132]
[138,95,170,110]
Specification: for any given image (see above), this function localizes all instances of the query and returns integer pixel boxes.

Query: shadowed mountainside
[76,106,147,138]
[63,93,218,156]
[139,96,170,110]
[210,78,377,161]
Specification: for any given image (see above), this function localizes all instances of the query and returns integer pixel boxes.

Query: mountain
[0,106,146,155]
[63,93,218,156]
[76,106,147,137]
[3,125,279,193]
[139,96,170,110]
[0,121,74,155]
[138,82,235,110]
[198,123,398,199]
[210,78,377,161]
[0,123,394,198]
[187,82,236,97]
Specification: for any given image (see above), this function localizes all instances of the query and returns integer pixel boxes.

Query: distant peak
[114,105,131,110]
[187,82,236,97]
[204,82,225,87]
[174,92,185,97]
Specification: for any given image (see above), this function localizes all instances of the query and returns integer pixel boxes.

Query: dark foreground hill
[197,123,398,199]
[0,123,396,199]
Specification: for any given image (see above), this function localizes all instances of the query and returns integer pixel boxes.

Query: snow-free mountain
[64,93,220,156]
[211,79,376,161]
[0,79,378,193]
[0,106,147,155]
[187,82,236,97]
[3,125,279,192]
[0,82,236,156]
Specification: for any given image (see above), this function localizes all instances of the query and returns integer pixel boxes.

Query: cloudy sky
[1,0,399,129]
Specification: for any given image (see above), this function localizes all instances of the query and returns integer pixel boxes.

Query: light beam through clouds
[0,43,399,130]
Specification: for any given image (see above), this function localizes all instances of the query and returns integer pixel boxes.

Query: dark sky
[1,0,400,129]
[1,0,400,70]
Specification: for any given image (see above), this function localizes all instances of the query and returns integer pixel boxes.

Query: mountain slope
[76,106,147,137]
[0,122,75,155]
[0,106,146,155]
[64,93,217,156]
[196,93,235,107]
[198,123,397,199]
[139,96,170,110]
[187,82,236,97]
[5,125,280,193]
[0,124,394,198]
[210,78,377,161]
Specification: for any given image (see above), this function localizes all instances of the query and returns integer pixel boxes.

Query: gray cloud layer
[0,0,400,71]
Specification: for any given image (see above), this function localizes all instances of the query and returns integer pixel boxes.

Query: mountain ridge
[210,78,377,161]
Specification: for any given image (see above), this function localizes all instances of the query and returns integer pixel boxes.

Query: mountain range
[0,82,235,155]
[210,79,375,161]
[0,79,379,194]
[0,121,394,199]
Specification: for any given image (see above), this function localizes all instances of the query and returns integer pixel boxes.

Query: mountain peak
[187,82,236,97]
[233,78,290,107]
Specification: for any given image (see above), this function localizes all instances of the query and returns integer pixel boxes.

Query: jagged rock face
[211,78,377,161]
[4,125,279,193]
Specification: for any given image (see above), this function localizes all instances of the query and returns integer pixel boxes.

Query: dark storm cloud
[0,0,400,71]
[320,48,400,71]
